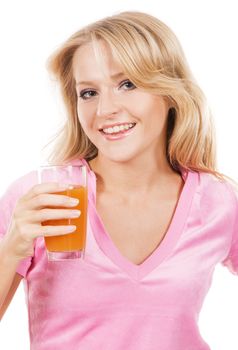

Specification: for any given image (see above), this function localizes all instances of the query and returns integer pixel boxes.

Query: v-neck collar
[80,158,199,281]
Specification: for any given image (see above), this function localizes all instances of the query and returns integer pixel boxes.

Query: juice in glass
[38,164,88,260]
[42,185,87,253]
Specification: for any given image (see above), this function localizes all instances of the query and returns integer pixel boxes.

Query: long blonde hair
[44,10,237,186]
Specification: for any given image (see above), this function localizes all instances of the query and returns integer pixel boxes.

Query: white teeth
[102,123,135,134]
[113,126,120,132]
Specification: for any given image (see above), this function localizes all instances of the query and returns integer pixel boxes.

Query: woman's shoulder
[197,170,238,211]
[2,169,38,197]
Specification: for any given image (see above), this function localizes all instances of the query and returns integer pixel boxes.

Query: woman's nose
[96,88,120,117]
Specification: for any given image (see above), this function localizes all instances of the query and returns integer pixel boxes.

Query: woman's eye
[120,79,136,90]
[79,79,136,100]
[79,90,97,100]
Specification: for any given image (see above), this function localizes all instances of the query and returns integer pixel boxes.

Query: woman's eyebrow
[75,72,126,86]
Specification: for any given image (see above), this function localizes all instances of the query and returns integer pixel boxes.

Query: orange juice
[42,186,87,252]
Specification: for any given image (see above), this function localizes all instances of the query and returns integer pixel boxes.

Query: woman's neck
[88,154,181,199]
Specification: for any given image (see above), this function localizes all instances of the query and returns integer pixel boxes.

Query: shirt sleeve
[221,181,238,275]
[0,171,37,277]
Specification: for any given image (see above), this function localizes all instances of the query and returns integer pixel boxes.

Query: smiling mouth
[99,123,136,135]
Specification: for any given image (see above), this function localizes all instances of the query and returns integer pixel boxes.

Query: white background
[0,0,238,349]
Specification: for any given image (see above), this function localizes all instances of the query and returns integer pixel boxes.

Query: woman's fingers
[22,182,71,200]
[15,223,77,240]
[30,208,81,223]
[29,193,79,209]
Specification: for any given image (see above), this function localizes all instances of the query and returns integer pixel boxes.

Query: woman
[0,10,237,350]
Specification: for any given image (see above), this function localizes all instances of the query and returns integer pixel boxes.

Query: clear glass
[37,165,88,261]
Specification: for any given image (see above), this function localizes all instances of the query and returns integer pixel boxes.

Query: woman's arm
[0,239,23,320]
[0,181,80,320]
[0,272,22,320]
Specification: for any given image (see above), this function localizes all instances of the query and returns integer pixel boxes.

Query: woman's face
[73,40,170,163]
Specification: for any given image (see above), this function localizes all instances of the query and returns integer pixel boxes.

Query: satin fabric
[0,159,237,350]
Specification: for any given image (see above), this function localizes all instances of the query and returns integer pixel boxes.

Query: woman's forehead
[73,41,125,84]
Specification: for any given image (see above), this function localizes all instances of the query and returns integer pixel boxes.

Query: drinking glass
[38,165,88,261]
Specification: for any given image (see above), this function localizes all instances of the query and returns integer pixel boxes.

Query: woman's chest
[95,196,178,265]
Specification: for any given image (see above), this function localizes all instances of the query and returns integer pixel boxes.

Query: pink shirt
[0,158,237,350]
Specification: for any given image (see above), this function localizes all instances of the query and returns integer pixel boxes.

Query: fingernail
[68,198,79,206]
[65,225,76,232]
[70,210,81,217]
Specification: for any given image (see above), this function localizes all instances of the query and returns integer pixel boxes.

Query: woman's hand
[1,182,81,262]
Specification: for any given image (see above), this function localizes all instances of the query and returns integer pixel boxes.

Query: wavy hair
[44,10,237,186]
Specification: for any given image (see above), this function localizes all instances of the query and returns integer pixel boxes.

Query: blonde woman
[0,10,237,350]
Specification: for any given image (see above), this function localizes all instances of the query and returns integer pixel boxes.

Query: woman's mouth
[99,123,137,141]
